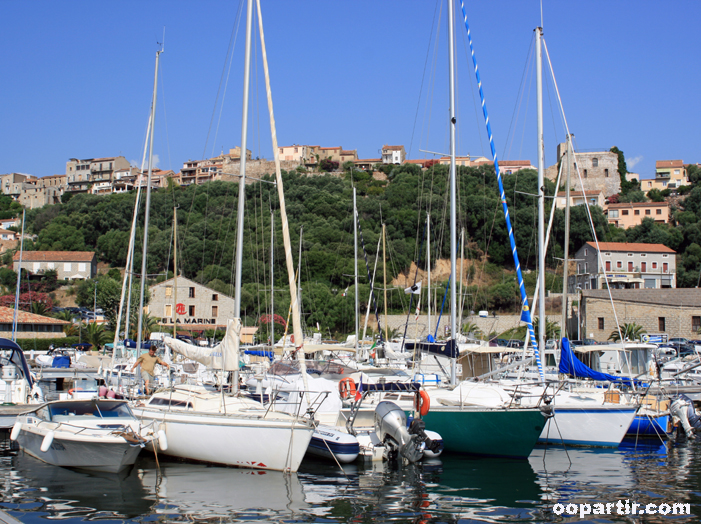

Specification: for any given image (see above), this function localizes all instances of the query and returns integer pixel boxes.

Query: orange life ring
[67,388,83,396]
[414,390,430,417]
[339,378,357,400]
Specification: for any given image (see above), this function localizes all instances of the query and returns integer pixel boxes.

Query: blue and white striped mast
[458,1,545,384]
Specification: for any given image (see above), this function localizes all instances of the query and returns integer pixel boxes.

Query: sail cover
[164,318,241,371]
[559,337,632,383]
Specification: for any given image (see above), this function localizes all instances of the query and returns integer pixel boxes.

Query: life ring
[414,390,430,417]
[67,388,83,396]
[339,378,357,400]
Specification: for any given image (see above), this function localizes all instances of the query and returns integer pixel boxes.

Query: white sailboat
[131,0,314,472]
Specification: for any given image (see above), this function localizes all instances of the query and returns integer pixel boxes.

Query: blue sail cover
[404,339,458,359]
[559,337,631,383]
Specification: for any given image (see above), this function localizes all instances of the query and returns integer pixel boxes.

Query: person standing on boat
[130,346,170,395]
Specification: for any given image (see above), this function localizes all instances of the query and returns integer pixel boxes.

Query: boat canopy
[0,338,33,387]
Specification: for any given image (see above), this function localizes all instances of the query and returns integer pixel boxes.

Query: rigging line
[517,60,534,162]
[408,0,440,159]
[502,35,535,162]
[459,0,545,384]
[357,214,384,343]
[204,0,245,160]
[420,1,443,164]
[157,59,174,172]
[400,223,426,352]
[542,39,625,342]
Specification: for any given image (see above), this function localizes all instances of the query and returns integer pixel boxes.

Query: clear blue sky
[1,1,698,181]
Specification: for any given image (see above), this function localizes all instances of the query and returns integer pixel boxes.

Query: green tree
[608,322,646,342]
[85,321,109,351]
[532,316,560,340]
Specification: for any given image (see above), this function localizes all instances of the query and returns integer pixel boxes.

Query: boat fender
[67,387,83,396]
[10,422,21,441]
[414,390,430,417]
[40,431,55,453]
[339,378,357,400]
[157,429,168,451]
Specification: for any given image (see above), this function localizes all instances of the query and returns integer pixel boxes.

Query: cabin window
[189,305,195,316]
[598,318,605,330]
[659,317,666,332]
[189,287,196,298]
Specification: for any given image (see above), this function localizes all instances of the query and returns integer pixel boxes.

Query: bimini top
[0,338,33,388]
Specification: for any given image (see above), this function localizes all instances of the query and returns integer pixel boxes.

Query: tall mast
[427,213,431,337]
[448,0,457,385]
[560,135,571,342]
[12,209,25,341]
[353,186,359,351]
[172,207,178,338]
[382,223,389,346]
[536,27,546,357]
[136,49,161,351]
[297,225,303,337]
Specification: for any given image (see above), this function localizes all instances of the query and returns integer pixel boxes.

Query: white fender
[40,431,55,452]
[10,422,21,441]
[157,429,168,451]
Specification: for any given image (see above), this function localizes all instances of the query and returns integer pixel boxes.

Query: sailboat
[131,0,314,473]
[398,0,548,459]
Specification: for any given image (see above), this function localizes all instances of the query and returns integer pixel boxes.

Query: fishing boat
[10,398,157,473]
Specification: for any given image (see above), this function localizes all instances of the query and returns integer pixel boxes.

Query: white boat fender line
[10,422,21,441]
[40,431,55,453]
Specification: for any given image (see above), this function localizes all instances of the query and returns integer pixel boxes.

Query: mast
[270,209,274,348]
[172,206,178,339]
[353,186,359,350]
[297,225,303,339]
[448,0,457,385]
[560,135,571,342]
[536,27,546,356]
[11,209,25,341]
[427,213,431,337]
[136,48,161,352]
[382,223,389,346]
[232,0,253,392]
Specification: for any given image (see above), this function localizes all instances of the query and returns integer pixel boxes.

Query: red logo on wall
[175,303,186,315]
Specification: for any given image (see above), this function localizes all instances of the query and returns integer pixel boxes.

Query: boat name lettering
[160,318,216,325]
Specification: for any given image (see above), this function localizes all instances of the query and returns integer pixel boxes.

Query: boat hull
[135,408,314,472]
[421,407,544,459]
[627,413,669,438]
[306,425,359,463]
[16,429,142,473]
[539,406,638,447]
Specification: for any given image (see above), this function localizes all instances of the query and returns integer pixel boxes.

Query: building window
[641,262,646,272]
[584,263,588,273]
[212,306,218,317]
[189,305,195,316]
[189,287,195,298]
[622,210,629,215]
[606,261,611,271]
[64,263,71,271]
[645,209,651,215]
[78,263,86,272]
[627,253,633,257]
[165,304,172,317]
[605,168,609,177]
[634,210,640,215]
[592,158,599,167]
[617,261,622,269]
[628,261,633,272]
[578,263,581,274]
[663,262,668,272]
[652,262,658,269]
[640,254,647,257]
[598,318,605,330]
[212,294,218,301]
[584,169,588,178]
[609,210,618,218]
[662,254,669,258]
[656,209,662,215]
[584,248,588,256]
[659,317,666,332]
[165,286,172,297]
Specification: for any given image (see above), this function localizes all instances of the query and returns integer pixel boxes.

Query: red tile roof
[556,190,602,197]
[656,160,684,169]
[499,160,532,166]
[585,241,676,254]
[13,251,96,262]
[606,202,670,208]
[0,306,69,324]
[382,145,405,151]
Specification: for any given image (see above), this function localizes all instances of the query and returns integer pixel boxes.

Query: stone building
[65,156,130,194]
[545,142,620,197]
[148,277,236,331]
[569,241,675,292]
[0,306,68,340]
[381,145,406,165]
[13,251,97,280]
[581,288,701,343]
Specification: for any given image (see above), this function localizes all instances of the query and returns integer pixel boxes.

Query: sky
[1,1,699,181]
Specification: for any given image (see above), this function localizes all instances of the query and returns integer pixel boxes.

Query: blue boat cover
[244,350,274,361]
[52,355,71,368]
[404,339,458,359]
[0,338,34,387]
[559,337,632,383]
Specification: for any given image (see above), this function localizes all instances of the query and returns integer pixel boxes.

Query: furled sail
[164,318,241,371]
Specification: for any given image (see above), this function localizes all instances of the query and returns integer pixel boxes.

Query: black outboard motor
[408,418,443,455]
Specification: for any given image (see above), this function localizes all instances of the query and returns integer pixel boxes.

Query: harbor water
[0,436,699,523]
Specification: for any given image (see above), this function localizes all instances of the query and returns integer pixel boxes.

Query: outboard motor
[408,417,443,457]
[670,394,701,439]
[374,401,423,463]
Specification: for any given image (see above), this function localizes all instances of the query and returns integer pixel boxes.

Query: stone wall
[545,144,620,197]
[222,158,300,183]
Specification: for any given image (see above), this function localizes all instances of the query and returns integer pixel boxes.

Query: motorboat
[10,398,158,473]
